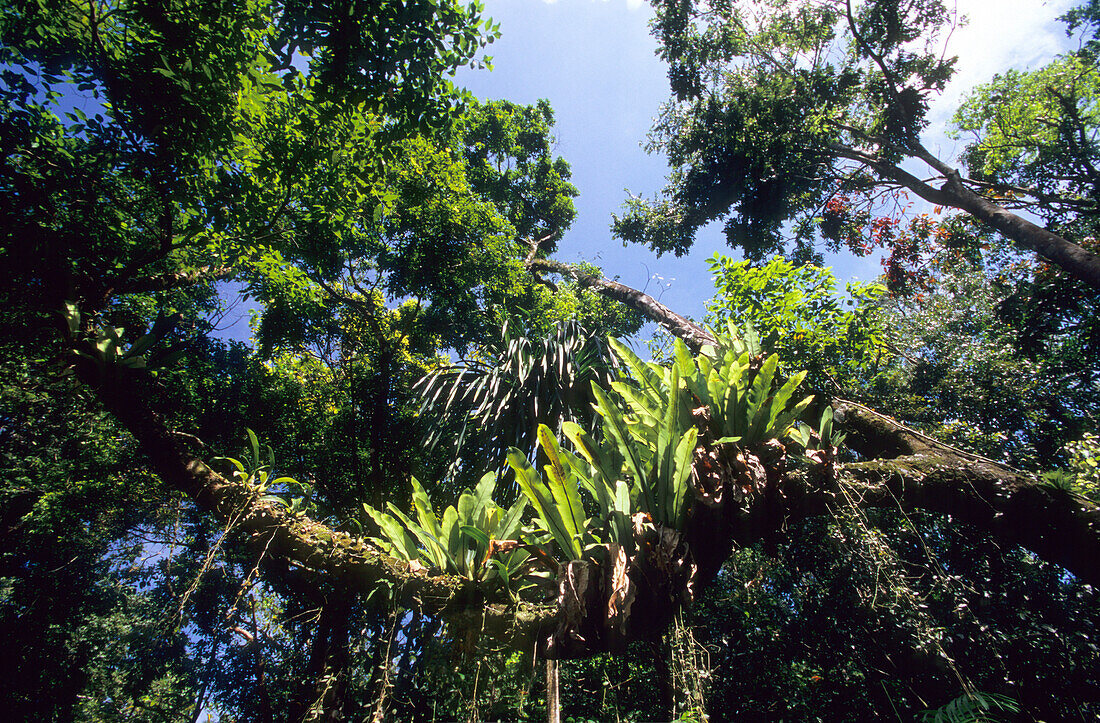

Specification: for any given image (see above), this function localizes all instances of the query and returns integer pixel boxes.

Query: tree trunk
[940,170,1100,290]
[832,140,1100,289]
[546,659,560,723]
[291,596,352,723]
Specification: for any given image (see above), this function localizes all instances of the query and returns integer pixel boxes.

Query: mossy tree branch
[72,265,1100,658]
[78,362,556,650]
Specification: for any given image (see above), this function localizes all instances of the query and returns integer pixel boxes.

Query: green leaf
[537,425,587,555]
[386,502,449,571]
[362,504,419,561]
[612,480,634,546]
[497,495,528,542]
[767,370,808,433]
[673,337,696,378]
[485,558,516,600]
[507,447,580,560]
[62,301,80,337]
[745,354,779,444]
[818,405,834,444]
[653,363,681,526]
[151,346,188,369]
[592,383,653,515]
[460,525,490,549]
[441,505,462,563]
[610,381,661,425]
[246,428,260,469]
[124,332,157,359]
[608,337,663,399]
[411,476,443,541]
[670,427,698,528]
[774,396,815,441]
[470,472,496,529]
[211,456,246,475]
[561,420,615,513]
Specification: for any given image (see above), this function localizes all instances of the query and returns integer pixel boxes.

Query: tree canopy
[616,0,1100,289]
[2,1,1099,721]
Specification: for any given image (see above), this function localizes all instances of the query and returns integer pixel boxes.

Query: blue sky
[217,0,1081,342]
[457,0,727,329]
[453,0,1081,328]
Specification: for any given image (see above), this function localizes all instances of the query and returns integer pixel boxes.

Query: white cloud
[926,0,1078,156]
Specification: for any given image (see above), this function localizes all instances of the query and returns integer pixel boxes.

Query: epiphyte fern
[673,334,814,450]
[211,428,313,513]
[520,329,815,542]
[363,473,528,583]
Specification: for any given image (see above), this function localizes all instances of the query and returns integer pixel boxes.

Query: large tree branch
[76,347,1100,665]
[516,265,1100,586]
[75,264,1100,663]
[829,142,955,207]
[823,400,1100,585]
[526,257,716,351]
[84,266,237,312]
[939,168,1100,289]
[905,141,1100,289]
[830,137,1100,289]
[699,414,1100,588]
[962,177,1098,212]
[79,364,555,649]
[781,460,1100,588]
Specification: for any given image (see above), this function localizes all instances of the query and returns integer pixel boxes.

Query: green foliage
[0,348,212,721]
[417,320,620,487]
[508,439,592,560]
[559,420,635,549]
[679,332,814,451]
[6,0,1100,718]
[867,248,1099,468]
[1043,433,1100,500]
[363,473,528,582]
[619,0,1100,298]
[920,691,1020,723]
[706,255,888,393]
[592,338,699,528]
[62,302,189,374]
[617,0,958,260]
[690,509,1100,721]
[1065,0,1100,59]
[0,0,508,368]
[952,53,1100,228]
[516,330,815,546]
[1,14,534,574]
[211,428,315,514]
[244,95,626,358]
[1066,433,1100,493]
[790,405,847,456]
[459,99,578,243]
[0,0,495,148]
